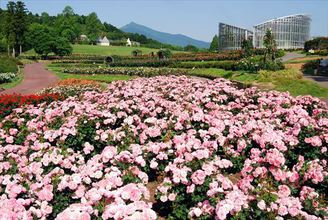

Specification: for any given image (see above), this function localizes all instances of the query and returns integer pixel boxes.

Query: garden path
[281,52,306,62]
[0,62,59,95]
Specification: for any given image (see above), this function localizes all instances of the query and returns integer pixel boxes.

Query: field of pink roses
[0,76,327,220]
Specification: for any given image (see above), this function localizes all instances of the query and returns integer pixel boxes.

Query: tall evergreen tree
[241,39,253,57]
[14,1,28,55]
[3,1,28,56]
[4,2,16,56]
[263,29,277,62]
[85,12,104,44]
[209,35,219,52]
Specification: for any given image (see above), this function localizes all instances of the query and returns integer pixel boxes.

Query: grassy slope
[72,45,159,56]
[25,45,181,57]
[189,68,328,98]
[284,56,328,64]
[47,65,134,83]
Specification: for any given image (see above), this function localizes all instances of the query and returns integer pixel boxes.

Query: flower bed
[0,72,16,83]
[39,79,103,98]
[0,93,63,118]
[107,60,173,68]
[172,51,243,61]
[63,67,189,77]
[172,60,236,70]
[0,76,327,219]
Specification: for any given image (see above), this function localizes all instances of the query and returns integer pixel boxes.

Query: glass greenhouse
[253,14,311,49]
[218,23,253,50]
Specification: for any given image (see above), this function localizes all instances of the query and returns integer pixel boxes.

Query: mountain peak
[121,22,210,48]
[127,21,138,25]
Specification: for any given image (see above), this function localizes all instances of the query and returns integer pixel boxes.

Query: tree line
[1,2,202,57]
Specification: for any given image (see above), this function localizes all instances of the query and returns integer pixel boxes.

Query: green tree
[14,1,28,55]
[184,44,199,52]
[263,29,277,62]
[304,37,328,52]
[209,35,219,52]
[62,6,74,17]
[241,39,253,57]
[85,12,103,44]
[54,6,80,43]
[40,12,51,25]
[27,24,54,57]
[52,37,73,56]
[4,1,16,57]
[27,23,72,57]
[0,9,7,52]
[2,1,28,56]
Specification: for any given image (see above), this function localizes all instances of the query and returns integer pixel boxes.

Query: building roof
[254,14,311,27]
[98,36,110,43]
[219,22,253,33]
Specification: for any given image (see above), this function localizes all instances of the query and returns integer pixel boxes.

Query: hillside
[121,22,210,49]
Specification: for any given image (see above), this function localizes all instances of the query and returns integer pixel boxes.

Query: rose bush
[0,76,327,219]
[39,79,103,98]
[63,67,188,77]
[0,93,63,119]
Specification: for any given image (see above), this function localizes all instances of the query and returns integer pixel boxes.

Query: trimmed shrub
[236,57,284,72]
[301,59,321,75]
[0,56,18,73]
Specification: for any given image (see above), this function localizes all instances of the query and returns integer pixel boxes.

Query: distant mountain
[121,22,210,49]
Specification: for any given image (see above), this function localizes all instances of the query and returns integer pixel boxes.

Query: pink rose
[37,185,53,201]
[191,170,206,185]
[257,200,266,210]
[168,193,176,201]
[278,206,288,216]
[278,185,291,198]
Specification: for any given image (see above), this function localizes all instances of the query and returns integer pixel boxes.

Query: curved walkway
[281,52,306,62]
[0,62,59,95]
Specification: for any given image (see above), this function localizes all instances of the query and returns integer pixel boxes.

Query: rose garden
[1,1,328,220]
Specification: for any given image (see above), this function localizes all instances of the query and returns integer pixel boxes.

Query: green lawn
[284,56,328,64]
[274,78,328,97]
[189,68,328,98]
[47,65,134,83]
[72,44,161,56]
[189,68,258,84]
[25,44,181,57]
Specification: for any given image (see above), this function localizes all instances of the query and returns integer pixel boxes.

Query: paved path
[281,52,306,62]
[0,62,59,95]
[303,74,328,89]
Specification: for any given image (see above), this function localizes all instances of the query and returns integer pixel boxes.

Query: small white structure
[97,36,110,46]
[126,38,132,47]
[126,38,140,47]
[80,34,88,41]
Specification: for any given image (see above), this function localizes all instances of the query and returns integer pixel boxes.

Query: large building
[218,14,311,50]
[253,14,311,49]
[218,23,253,50]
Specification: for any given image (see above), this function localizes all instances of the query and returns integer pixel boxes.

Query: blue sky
[1,0,327,42]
